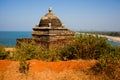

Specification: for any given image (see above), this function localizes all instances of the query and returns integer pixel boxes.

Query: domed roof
[39,8,62,28]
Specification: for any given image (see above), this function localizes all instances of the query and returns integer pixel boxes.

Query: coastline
[100,35,120,42]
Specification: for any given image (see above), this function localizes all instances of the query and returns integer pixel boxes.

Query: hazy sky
[0,0,120,31]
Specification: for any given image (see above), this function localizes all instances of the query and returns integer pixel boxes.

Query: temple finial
[48,7,52,13]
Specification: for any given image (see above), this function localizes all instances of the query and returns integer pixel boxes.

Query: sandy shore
[100,35,120,42]
[5,48,15,51]
[106,36,120,42]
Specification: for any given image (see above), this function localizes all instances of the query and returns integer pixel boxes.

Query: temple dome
[39,8,62,28]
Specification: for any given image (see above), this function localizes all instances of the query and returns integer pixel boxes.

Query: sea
[0,31,32,47]
[0,31,120,47]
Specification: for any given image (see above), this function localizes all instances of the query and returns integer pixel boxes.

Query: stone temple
[17,8,75,49]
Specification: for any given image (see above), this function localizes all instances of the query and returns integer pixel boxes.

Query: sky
[0,0,120,31]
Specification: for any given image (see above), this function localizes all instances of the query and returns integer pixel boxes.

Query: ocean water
[0,31,120,47]
[0,31,32,47]
[107,38,120,47]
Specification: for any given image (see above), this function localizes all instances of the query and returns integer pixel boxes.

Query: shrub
[14,41,43,73]
[91,46,120,80]
[14,41,44,60]
[0,45,9,59]
[59,33,111,60]
[14,33,113,61]
[19,60,30,74]
[58,33,120,79]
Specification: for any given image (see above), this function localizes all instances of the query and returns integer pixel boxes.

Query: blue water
[0,31,32,47]
[0,31,120,47]
[107,38,120,47]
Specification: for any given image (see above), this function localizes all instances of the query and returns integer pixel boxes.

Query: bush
[14,41,43,73]
[13,33,113,61]
[91,46,120,80]
[0,45,9,59]
[58,33,120,79]
[14,41,44,60]
[59,34,111,60]
[19,60,30,74]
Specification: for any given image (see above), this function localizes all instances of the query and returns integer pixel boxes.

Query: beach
[99,35,120,42]
[5,48,15,51]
